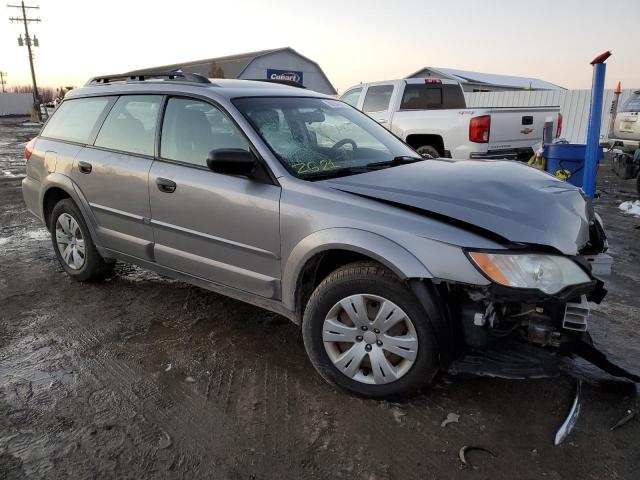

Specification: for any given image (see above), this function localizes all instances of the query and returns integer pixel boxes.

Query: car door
[149,96,282,299]
[361,84,395,127]
[71,95,163,261]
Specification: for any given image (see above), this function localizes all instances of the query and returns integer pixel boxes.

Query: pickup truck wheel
[302,262,439,398]
[416,145,440,158]
[49,199,115,282]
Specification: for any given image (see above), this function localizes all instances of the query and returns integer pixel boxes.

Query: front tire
[302,262,439,398]
[49,199,114,282]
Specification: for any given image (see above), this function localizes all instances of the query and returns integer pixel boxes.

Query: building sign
[267,68,304,85]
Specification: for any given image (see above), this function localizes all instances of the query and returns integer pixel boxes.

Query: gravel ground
[1,115,639,479]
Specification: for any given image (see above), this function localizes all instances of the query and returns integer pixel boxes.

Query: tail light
[469,115,490,143]
[425,78,442,84]
[555,113,563,138]
[24,137,37,162]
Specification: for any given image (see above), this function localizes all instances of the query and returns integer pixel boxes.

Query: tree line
[5,86,61,103]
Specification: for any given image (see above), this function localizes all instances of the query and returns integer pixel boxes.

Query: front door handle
[78,161,92,174]
[156,177,176,193]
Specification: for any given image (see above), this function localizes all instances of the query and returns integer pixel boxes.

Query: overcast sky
[2,0,639,92]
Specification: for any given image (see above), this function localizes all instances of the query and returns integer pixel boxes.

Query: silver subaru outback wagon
[22,71,618,398]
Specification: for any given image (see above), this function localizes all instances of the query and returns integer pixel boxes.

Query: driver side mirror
[207,149,257,177]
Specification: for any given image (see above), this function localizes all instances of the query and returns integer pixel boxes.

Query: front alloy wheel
[303,262,439,398]
[322,294,418,385]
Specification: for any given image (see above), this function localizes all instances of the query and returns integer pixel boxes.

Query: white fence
[0,92,32,116]
[465,88,638,144]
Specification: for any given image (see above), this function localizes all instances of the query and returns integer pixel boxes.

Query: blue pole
[583,51,611,199]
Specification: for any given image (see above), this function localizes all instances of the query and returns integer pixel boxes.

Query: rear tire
[49,199,114,282]
[302,262,439,398]
[417,145,440,158]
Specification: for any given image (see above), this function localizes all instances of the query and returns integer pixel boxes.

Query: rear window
[400,84,466,110]
[621,92,640,112]
[363,85,394,112]
[41,97,111,143]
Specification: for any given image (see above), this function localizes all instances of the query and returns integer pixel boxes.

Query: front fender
[281,228,432,312]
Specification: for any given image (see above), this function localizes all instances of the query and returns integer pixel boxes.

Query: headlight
[468,252,591,294]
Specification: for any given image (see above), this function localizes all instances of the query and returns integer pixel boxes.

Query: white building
[132,47,336,95]
[406,67,565,93]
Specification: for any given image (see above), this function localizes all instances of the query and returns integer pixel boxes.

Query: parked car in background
[609,90,640,153]
[340,79,562,160]
[22,72,615,398]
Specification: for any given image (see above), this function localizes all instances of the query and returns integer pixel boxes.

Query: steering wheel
[330,138,358,153]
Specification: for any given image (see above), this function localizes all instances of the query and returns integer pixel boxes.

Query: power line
[8,1,42,121]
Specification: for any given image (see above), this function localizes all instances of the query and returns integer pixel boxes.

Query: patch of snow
[619,200,640,217]
[0,237,11,246]
[26,229,49,241]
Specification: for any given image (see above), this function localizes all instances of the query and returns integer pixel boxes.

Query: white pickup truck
[340,78,562,160]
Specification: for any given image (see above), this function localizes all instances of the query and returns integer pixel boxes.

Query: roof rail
[248,78,306,89]
[85,69,211,86]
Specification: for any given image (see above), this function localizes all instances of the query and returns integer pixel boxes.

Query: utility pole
[8,1,42,121]
[0,71,7,92]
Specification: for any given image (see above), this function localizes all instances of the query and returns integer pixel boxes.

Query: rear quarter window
[41,97,111,143]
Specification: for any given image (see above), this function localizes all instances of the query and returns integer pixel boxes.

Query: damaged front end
[420,223,638,444]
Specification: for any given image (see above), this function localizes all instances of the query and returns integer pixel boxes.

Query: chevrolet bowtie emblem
[521,127,534,134]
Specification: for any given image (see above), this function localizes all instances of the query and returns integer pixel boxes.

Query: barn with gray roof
[131,47,336,95]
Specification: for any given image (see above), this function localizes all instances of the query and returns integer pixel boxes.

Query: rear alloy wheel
[417,145,440,158]
[55,213,86,270]
[303,262,439,398]
[50,199,114,282]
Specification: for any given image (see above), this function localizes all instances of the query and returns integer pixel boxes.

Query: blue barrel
[543,143,603,188]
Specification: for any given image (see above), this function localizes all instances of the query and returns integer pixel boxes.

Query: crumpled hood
[323,159,591,255]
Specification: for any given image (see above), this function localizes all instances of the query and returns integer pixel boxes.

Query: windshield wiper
[303,166,372,180]
[366,155,426,169]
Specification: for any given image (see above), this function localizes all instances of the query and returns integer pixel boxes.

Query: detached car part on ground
[21,73,637,410]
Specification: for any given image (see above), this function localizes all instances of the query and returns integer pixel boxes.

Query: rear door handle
[78,161,92,174]
[156,177,176,193]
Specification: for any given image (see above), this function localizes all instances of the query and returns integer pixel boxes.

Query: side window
[362,85,394,113]
[41,97,111,143]
[94,95,161,156]
[339,88,362,107]
[160,98,250,167]
[622,93,640,112]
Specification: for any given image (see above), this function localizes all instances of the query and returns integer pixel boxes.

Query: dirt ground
[1,115,639,479]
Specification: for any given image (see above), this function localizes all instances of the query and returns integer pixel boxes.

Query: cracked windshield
[233,97,419,178]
